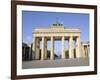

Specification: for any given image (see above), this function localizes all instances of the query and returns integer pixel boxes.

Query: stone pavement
[22,57,89,69]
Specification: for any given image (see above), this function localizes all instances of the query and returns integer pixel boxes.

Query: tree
[65,50,69,59]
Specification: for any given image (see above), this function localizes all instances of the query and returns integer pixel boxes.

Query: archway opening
[65,40,69,59]
[54,40,61,59]
[47,40,51,60]
[73,40,76,58]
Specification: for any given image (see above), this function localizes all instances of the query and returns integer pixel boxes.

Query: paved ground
[22,57,89,69]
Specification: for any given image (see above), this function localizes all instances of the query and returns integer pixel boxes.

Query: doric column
[69,36,74,58]
[81,45,85,57]
[28,44,31,60]
[61,36,65,59]
[51,36,54,60]
[35,38,40,60]
[76,37,80,58]
[87,45,90,57]
[23,46,25,60]
[86,45,88,57]
[32,36,36,59]
[41,37,45,60]
[44,38,47,59]
[84,46,87,57]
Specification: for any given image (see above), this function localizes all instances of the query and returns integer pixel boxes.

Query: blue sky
[22,11,89,55]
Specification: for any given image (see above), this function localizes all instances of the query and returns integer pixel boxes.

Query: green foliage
[65,50,69,58]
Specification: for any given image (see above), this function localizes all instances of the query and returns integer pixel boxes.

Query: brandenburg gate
[32,23,81,60]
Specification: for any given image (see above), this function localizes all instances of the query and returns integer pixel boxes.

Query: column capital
[51,36,54,39]
[62,36,65,38]
[69,36,73,41]
[69,36,73,38]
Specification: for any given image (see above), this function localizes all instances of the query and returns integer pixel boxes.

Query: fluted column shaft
[61,36,65,59]
[69,36,74,58]
[32,36,36,59]
[76,37,80,58]
[35,38,40,59]
[44,38,47,59]
[41,37,45,60]
[51,36,54,60]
